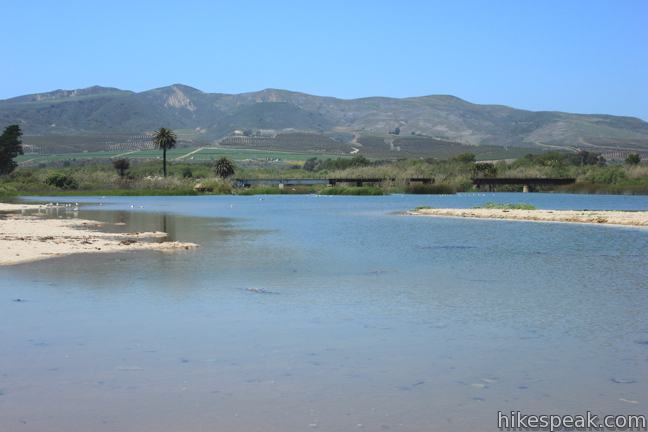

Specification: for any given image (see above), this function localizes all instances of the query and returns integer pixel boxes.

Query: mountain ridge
[2,84,648,154]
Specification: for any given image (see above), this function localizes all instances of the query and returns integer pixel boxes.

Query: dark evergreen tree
[0,125,24,175]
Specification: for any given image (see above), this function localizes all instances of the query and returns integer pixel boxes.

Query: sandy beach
[408,207,648,227]
[0,203,198,265]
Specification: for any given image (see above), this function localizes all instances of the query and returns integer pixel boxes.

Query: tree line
[0,125,238,188]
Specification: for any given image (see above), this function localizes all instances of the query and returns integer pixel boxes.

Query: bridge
[472,177,576,192]
[234,177,434,188]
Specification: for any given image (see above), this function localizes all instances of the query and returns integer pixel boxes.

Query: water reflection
[5,209,272,296]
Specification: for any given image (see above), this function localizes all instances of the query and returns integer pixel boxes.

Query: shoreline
[9,189,648,197]
[0,203,199,265]
[407,208,648,227]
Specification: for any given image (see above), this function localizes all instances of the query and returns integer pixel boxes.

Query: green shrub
[625,153,641,165]
[405,183,456,194]
[586,166,626,184]
[196,179,233,194]
[45,173,79,189]
[0,184,18,197]
[236,185,320,195]
[237,186,283,195]
[318,186,384,196]
[453,152,476,163]
[472,162,497,178]
[301,155,370,172]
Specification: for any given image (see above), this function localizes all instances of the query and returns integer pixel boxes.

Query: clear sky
[2,0,647,119]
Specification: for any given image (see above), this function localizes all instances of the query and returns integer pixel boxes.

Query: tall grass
[318,186,384,196]
[405,184,456,194]
[236,185,320,195]
[3,157,648,196]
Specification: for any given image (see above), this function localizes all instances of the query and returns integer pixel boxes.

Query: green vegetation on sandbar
[478,202,537,210]
[413,206,433,211]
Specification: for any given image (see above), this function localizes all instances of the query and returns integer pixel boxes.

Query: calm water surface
[2,193,648,431]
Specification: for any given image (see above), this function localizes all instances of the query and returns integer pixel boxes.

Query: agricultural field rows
[17,147,347,165]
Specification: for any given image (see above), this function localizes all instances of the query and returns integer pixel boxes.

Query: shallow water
[2,193,648,431]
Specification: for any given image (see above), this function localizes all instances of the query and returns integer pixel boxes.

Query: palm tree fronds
[152,127,177,150]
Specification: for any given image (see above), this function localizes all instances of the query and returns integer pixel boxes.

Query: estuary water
[2,193,648,431]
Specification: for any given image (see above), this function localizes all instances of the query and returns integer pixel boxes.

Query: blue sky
[2,0,647,119]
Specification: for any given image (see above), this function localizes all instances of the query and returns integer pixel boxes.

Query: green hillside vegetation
[3,84,648,155]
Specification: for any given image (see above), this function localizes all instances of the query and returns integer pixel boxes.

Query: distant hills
[2,84,648,157]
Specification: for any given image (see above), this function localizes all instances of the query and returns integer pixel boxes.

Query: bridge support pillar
[523,184,530,193]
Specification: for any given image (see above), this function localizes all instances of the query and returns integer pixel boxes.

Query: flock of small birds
[42,201,148,211]
[44,202,79,211]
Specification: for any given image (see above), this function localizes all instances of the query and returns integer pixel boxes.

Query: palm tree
[214,157,235,179]
[152,127,177,177]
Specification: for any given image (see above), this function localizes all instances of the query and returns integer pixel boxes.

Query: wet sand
[408,207,648,227]
[0,203,198,265]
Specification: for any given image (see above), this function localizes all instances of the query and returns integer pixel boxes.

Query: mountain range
[2,84,648,156]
